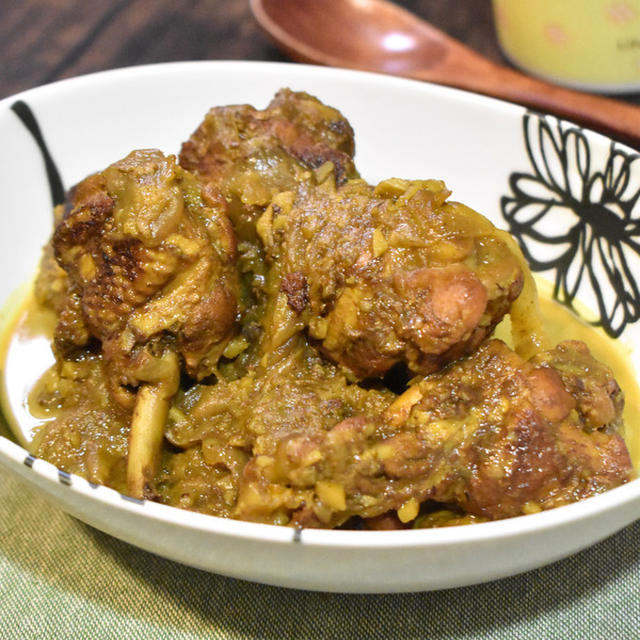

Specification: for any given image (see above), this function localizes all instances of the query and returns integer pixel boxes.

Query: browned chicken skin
[52,149,238,403]
[179,88,358,243]
[257,177,524,378]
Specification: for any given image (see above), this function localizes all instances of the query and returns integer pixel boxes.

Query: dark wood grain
[0,0,282,98]
[1,0,638,107]
[0,0,500,99]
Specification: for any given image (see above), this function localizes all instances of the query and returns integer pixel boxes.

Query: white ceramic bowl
[0,61,638,593]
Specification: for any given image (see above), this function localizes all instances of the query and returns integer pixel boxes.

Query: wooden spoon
[251,0,640,149]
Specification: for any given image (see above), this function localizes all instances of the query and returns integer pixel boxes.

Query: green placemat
[0,466,638,640]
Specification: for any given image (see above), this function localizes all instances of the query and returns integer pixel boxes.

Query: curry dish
[9,89,635,529]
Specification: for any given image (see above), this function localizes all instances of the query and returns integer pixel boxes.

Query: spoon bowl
[255,0,448,74]
[251,0,640,149]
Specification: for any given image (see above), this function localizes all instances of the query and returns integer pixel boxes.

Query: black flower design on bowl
[502,113,640,337]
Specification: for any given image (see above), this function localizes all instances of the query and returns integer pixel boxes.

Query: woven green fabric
[0,467,638,640]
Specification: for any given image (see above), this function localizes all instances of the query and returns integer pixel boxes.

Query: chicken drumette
[159,334,395,519]
[50,149,239,497]
[233,339,632,528]
[179,88,361,374]
[179,88,359,243]
[257,177,524,379]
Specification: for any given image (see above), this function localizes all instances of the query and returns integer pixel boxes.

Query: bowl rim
[0,59,638,553]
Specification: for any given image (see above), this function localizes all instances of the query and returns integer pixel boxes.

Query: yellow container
[492,0,640,93]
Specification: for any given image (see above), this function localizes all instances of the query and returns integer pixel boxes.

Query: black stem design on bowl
[11,100,65,207]
[502,112,640,338]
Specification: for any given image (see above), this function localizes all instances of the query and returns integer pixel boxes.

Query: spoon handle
[423,53,640,150]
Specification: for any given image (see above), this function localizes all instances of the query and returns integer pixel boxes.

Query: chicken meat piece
[157,335,394,519]
[51,149,240,499]
[179,88,358,243]
[179,89,359,375]
[233,339,632,528]
[52,149,238,402]
[257,177,524,379]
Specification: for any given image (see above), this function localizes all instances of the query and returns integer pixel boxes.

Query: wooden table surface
[0,1,499,99]
[3,0,638,108]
